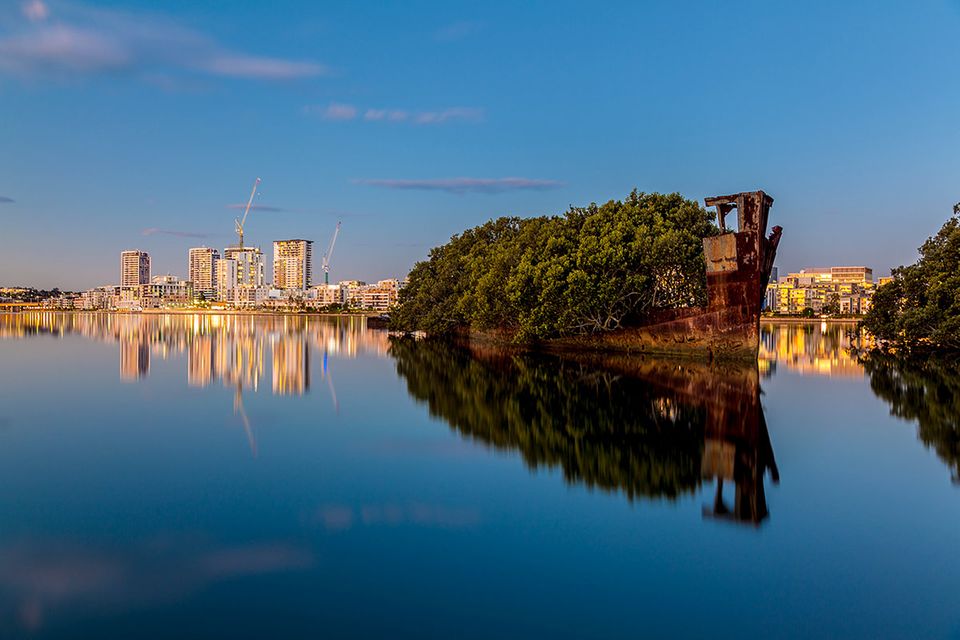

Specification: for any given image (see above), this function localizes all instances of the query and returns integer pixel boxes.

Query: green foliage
[392,191,718,339]
[862,211,960,354]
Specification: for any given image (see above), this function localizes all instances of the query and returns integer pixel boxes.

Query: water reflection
[3,312,955,508]
[860,354,960,484]
[0,312,389,395]
[759,320,862,377]
[390,339,779,525]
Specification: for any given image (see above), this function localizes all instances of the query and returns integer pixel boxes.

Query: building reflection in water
[20,313,947,521]
[120,339,150,381]
[390,339,780,526]
[0,312,389,397]
[759,320,863,377]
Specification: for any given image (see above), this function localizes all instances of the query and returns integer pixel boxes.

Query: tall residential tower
[188,247,220,299]
[273,239,313,290]
[120,250,150,289]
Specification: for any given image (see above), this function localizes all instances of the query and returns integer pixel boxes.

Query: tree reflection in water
[390,338,779,525]
[861,354,960,484]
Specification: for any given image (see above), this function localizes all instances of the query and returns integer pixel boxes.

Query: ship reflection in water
[2,313,955,519]
[1,313,959,637]
[390,339,780,526]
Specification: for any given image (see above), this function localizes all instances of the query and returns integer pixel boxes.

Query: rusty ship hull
[469,190,782,360]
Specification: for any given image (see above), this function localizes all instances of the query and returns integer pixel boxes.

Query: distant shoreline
[1,309,384,318]
[762,316,861,324]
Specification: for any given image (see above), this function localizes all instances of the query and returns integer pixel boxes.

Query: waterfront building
[223,246,265,287]
[359,279,403,311]
[307,283,345,307]
[830,266,872,284]
[234,285,268,308]
[78,285,119,310]
[188,247,220,299]
[140,275,193,307]
[339,280,367,308]
[120,250,150,289]
[215,258,239,302]
[337,279,405,312]
[273,239,313,290]
[765,265,875,315]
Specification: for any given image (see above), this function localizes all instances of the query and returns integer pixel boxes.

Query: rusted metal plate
[702,439,735,478]
[703,233,738,273]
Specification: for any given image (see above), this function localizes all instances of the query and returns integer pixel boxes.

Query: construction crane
[234,177,261,248]
[321,221,341,285]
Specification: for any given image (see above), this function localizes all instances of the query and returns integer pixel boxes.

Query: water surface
[0,313,957,639]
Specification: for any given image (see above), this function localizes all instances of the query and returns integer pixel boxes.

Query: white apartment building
[307,283,345,306]
[188,247,220,299]
[120,250,150,289]
[215,258,239,302]
[78,286,118,310]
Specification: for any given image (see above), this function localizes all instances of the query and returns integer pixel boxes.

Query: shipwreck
[548,190,782,359]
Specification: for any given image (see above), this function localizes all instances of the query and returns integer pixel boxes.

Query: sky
[1,0,959,289]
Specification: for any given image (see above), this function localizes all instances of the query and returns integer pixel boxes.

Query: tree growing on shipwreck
[391,191,720,340]
[395,189,783,359]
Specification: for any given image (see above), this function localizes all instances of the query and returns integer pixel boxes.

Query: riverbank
[762,316,861,325]
[3,308,384,318]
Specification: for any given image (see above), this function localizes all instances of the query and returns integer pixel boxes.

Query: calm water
[0,313,958,639]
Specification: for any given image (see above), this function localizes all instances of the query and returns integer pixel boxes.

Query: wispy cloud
[0,1,327,81]
[362,108,408,122]
[0,196,14,204]
[355,177,564,195]
[142,228,210,238]
[413,107,483,124]
[303,102,357,120]
[225,203,289,212]
[306,103,484,125]
[22,0,51,22]
[435,21,484,42]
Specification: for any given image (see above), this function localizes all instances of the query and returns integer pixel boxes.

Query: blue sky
[2,0,959,289]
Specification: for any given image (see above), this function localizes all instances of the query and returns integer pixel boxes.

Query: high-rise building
[223,246,265,287]
[188,247,220,299]
[273,239,313,290]
[215,258,239,302]
[120,250,150,289]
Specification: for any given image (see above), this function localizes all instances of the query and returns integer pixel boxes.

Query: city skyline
[3,1,960,289]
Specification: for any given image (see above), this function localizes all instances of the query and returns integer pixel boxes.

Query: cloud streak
[355,177,564,194]
[141,228,210,238]
[0,2,327,81]
[305,103,484,125]
[0,196,14,203]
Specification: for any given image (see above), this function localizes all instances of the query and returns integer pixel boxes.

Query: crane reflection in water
[0,312,386,455]
[4,312,960,519]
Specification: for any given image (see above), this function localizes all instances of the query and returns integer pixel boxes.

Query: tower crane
[322,221,341,285]
[235,177,261,248]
